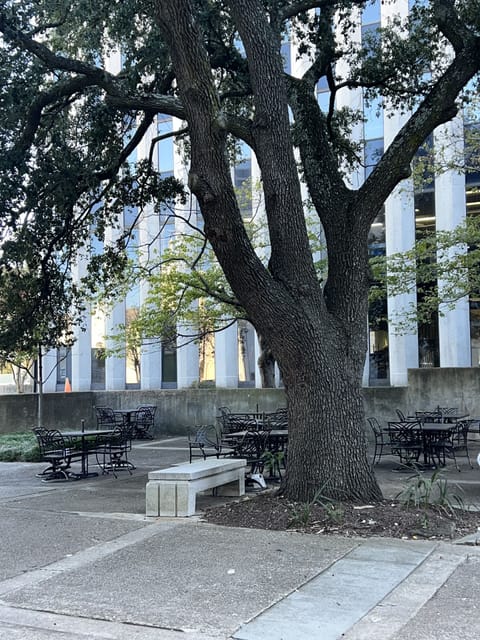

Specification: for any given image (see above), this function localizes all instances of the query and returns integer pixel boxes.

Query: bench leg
[216,473,245,497]
[146,480,160,516]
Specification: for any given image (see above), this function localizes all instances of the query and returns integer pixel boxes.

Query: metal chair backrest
[32,427,49,455]
[220,413,257,434]
[387,420,421,445]
[188,425,219,448]
[137,405,157,418]
[265,410,288,430]
[95,406,117,428]
[42,429,71,455]
[236,430,270,461]
[367,417,382,437]
[395,409,406,421]
[136,406,155,425]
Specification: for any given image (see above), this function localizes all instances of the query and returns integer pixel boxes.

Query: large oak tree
[1,1,479,501]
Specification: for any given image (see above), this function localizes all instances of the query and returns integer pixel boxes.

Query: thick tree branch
[358,37,480,224]
[227,0,320,296]
[0,11,122,95]
[154,0,274,321]
[279,0,366,22]
[432,0,476,53]
[8,76,98,162]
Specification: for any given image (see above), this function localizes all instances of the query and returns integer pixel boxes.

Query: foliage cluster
[0,431,41,462]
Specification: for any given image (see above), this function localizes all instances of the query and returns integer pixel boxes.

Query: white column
[435,117,471,366]
[176,326,199,388]
[382,0,418,386]
[42,350,58,392]
[335,8,364,190]
[105,302,126,390]
[138,204,163,388]
[215,323,239,387]
[104,216,126,390]
[134,116,163,389]
[71,253,92,391]
[385,182,419,385]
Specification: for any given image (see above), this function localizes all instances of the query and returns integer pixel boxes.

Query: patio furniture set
[147,405,288,517]
[187,406,288,487]
[32,405,156,482]
[368,406,477,471]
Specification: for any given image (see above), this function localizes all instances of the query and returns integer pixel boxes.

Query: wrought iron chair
[367,417,390,465]
[188,425,223,462]
[395,408,407,421]
[430,420,473,471]
[438,407,459,423]
[94,424,136,478]
[134,405,156,439]
[387,421,423,466]
[32,428,83,481]
[228,430,270,489]
[94,406,125,430]
[265,408,288,430]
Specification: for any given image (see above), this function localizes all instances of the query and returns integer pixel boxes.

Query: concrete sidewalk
[0,437,479,639]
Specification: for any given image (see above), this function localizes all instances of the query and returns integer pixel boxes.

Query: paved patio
[0,436,479,639]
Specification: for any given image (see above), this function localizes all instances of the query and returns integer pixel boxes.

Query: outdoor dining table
[222,429,288,453]
[386,422,459,468]
[410,410,469,424]
[113,408,139,425]
[61,427,113,479]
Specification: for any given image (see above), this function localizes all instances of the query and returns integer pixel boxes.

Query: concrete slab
[342,545,469,639]
[1,437,480,639]
[1,523,356,637]
[390,553,480,640]
[0,505,148,581]
[233,539,435,640]
[0,604,219,639]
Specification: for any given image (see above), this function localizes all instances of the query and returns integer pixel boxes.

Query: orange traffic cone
[64,377,72,393]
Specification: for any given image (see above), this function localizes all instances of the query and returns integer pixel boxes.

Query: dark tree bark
[153,0,383,501]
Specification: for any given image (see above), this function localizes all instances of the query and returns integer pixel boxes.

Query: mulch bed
[202,491,480,541]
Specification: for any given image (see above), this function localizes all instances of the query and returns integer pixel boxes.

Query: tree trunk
[154,0,381,504]
[266,312,382,503]
[283,359,381,503]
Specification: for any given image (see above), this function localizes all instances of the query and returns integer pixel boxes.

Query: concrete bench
[146,458,247,517]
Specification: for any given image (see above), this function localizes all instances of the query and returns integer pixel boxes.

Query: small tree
[0,252,77,425]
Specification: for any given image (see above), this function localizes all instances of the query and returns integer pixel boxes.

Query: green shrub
[0,432,41,462]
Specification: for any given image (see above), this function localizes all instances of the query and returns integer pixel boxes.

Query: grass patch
[0,432,41,462]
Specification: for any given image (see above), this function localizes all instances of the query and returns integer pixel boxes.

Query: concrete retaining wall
[1,367,478,436]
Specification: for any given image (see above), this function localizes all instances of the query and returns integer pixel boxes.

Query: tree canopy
[1,0,479,501]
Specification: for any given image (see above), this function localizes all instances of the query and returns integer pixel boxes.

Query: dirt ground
[203,489,480,541]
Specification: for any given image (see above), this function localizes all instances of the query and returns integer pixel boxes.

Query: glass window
[362,0,380,25]
[125,305,140,385]
[162,341,177,386]
[281,41,291,73]
[364,94,383,140]
[368,209,389,385]
[91,310,105,388]
[234,158,252,218]
[465,124,480,186]
[415,191,439,367]
[364,138,384,178]
[56,348,71,384]
[157,117,174,173]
